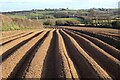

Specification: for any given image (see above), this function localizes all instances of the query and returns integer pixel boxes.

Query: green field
[55,18,84,23]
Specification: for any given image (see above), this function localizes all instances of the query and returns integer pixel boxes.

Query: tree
[66,20,80,26]
[43,20,55,26]
[41,15,54,19]
[89,10,98,26]
[111,21,120,29]
[55,20,67,26]
[54,12,69,18]
[55,20,80,26]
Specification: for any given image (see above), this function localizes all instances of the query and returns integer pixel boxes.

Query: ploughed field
[0,27,120,79]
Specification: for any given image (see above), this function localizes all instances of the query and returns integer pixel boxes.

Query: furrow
[0,32,34,46]
[13,31,50,78]
[1,30,50,78]
[1,31,43,61]
[1,27,119,79]
[98,32,120,40]
[80,31,120,50]
[24,30,54,78]
[41,30,65,78]
[65,28,119,50]
[57,29,79,79]
[60,30,102,79]
[1,32,25,40]
[64,29,120,60]
[61,30,112,79]
[96,32,120,42]
[64,29,120,79]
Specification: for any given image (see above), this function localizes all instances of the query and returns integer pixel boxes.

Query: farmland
[0,27,120,79]
[2,8,120,28]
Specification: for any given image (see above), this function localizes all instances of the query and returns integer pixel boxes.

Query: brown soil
[1,27,119,79]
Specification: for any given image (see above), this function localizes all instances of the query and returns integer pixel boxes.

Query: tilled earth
[0,27,120,79]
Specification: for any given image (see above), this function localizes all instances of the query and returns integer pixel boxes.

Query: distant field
[55,18,81,21]
[55,18,84,23]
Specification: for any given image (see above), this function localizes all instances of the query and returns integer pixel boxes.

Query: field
[0,27,120,79]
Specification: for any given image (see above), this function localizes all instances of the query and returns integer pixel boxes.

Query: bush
[1,14,43,31]
[54,12,69,18]
[55,20,80,26]
[2,22,20,31]
[111,21,120,28]
[43,20,55,26]
[41,15,55,19]
[66,20,80,26]
[55,20,67,26]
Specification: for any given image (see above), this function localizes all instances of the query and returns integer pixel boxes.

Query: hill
[1,14,43,31]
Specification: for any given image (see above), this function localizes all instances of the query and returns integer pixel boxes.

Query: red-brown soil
[0,27,119,79]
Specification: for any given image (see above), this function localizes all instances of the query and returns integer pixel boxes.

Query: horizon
[0,0,120,12]
[0,8,118,13]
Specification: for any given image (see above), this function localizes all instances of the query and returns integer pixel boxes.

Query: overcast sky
[0,0,119,12]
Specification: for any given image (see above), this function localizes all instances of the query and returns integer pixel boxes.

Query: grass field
[55,18,84,23]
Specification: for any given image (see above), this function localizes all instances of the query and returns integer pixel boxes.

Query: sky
[0,0,120,12]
